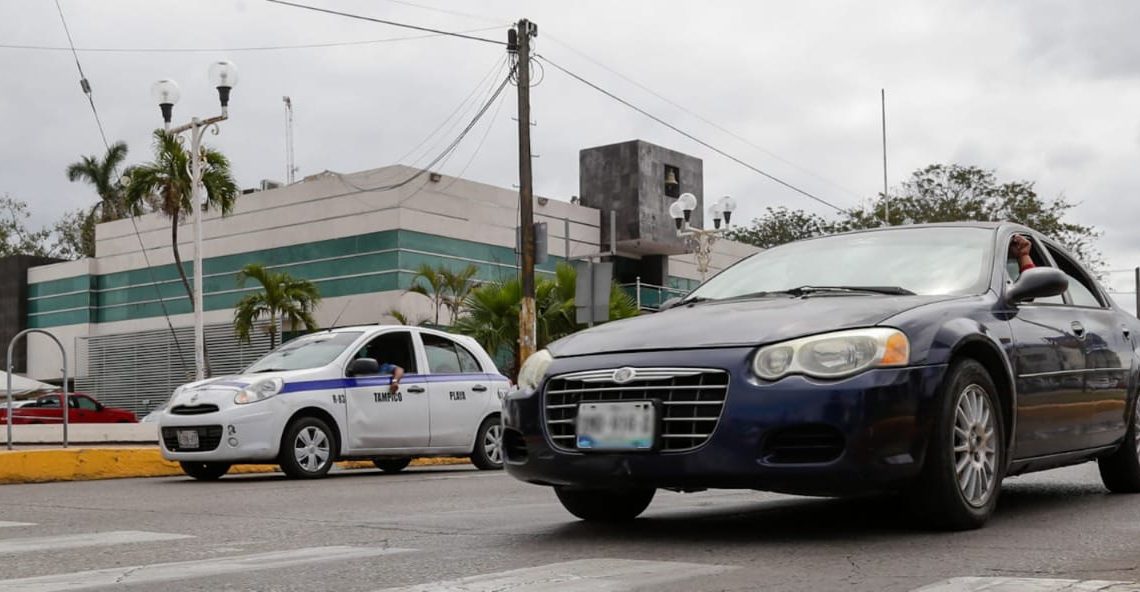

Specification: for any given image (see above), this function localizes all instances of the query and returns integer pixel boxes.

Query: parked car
[502,222,1140,529]
[0,393,137,424]
[158,325,509,481]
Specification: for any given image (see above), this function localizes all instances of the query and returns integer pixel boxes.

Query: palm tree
[124,130,239,311]
[66,141,132,223]
[233,263,322,349]
[441,264,479,325]
[407,263,448,326]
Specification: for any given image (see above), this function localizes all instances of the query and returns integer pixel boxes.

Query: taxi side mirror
[347,358,381,377]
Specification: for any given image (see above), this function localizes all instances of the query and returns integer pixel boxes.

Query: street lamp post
[669,193,737,283]
[150,60,238,382]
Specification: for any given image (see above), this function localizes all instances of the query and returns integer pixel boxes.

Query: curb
[0,448,468,485]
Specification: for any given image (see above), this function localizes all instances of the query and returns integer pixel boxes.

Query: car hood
[548,294,958,357]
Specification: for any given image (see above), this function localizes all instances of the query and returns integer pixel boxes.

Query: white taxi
[157,325,509,480]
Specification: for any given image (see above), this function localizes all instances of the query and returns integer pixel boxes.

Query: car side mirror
[1006,267,1068,305]
[95,402,104,411]
[347,357,381,376]
[659,296,681,311]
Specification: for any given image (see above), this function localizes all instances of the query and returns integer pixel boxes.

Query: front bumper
[502,348,947,496]
[158,397,286,463]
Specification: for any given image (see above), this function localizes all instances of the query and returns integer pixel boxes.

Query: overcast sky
[3,0,1140,300]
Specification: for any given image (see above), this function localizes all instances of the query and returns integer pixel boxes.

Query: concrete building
[24,140,757,412]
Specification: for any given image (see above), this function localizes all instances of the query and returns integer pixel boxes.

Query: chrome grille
[543,367,729,452]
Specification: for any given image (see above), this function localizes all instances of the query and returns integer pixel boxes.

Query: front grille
[170,404,220,415]
[161,425,223,452]
[761,425,845,464]
[543,367,729,452]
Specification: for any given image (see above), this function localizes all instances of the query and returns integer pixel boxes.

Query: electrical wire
[543,33,864,201]
[536,53,846,213]
[53,0,188,369]
[264,0,506,46]
[0,26,504,53]
[373,0,507,25]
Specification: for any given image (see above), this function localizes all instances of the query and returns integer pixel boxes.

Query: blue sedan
[502,222,1140,529]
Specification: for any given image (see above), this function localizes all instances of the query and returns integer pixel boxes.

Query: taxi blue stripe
[279,373,506,394]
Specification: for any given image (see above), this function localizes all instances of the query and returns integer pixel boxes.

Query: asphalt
[2,461,1140,590]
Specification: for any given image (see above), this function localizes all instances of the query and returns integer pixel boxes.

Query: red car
[0,393,137,424]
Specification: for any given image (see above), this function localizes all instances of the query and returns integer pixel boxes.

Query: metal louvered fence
[75,323,274,415]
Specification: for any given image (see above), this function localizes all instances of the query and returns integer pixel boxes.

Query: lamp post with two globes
[149,60,238,381]
[668,192,738,283]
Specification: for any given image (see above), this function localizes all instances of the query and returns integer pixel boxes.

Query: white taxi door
[420,332,492,448]
[343,330,429,451]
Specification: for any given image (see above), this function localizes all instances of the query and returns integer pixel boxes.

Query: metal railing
[620,279,689,311]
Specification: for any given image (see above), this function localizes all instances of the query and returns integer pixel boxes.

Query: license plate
[576,401,656,451]
[177,429,200,449]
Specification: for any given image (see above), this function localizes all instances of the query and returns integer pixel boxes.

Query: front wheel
[1098,399,1140,493]
[909,359,1005,530]
[179,462,230,481]
[470,416,504,470]
[554,487,656,522]
[279,416,336,479]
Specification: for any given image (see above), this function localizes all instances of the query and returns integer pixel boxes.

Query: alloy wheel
[952,384,997,507]
[294,426,330,472]
[485,424,503,465]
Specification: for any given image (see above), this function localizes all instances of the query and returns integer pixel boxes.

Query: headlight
[752,328,909,380]
[234,378,285,405]
[517,349,554,391]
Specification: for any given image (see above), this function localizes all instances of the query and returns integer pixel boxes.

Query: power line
[373,0,506,25]
[264,0,506,46]
[0,26,503,53]
[53,0,108,148]
[542,33,864,201]
[536,53,846,213]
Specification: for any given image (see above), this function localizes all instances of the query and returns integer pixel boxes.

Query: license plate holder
[177,429,200,449]
[576,400,658,451]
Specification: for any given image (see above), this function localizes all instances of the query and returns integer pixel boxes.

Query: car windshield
[688,226,994,301]
[242,331,363,373]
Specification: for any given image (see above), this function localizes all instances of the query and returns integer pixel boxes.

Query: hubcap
[485,424,503,465]
[294,426,330,472]
[953,384,997,507]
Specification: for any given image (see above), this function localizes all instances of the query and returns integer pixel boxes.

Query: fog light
[228,437,239,447]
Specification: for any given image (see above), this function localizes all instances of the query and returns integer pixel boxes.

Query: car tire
[279,416,336,479]
[179,462,230,481]
[470,415,504,470]
[554,487,656,522]
[373,457,413,473]
[1097,397,1140,493]
[909,358,1005,530]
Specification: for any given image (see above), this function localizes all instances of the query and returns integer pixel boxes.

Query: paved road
[1,462,1140,591]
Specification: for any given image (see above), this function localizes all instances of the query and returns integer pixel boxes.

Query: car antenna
[327,299,352,331]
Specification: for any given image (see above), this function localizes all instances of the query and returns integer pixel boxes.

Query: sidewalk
[0,424,466,484]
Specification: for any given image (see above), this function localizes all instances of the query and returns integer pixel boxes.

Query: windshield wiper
[784,285,915,296]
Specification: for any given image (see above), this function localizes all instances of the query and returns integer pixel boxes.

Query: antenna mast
[283,96,296,184]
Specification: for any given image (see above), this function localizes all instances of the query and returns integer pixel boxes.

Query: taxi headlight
[517,349,553,391]
[752,328,909,381]
[234,378,285,405]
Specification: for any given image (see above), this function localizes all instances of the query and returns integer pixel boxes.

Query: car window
[39,395,59,408]
[244,331,363,373]
[456,344,482,373]
[76,397,98,411]
[352,331,418,373]
[1046,245,1104,308]
[422,334,463,374]
[1008,236,1063,305]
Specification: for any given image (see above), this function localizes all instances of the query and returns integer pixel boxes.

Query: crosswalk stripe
[913,577,1140,591]
[0,545,414,592]
[0,531,193,555]
[372,558,734,592]
[0,522,35,528]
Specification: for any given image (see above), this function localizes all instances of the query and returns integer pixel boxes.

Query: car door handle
[406,385,425,394]
[472,385,488,392]
[1071,321,1086,338]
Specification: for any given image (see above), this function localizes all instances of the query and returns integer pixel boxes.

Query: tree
[66,141,132,225]
[48,209,94,260]
[407,263,480,326]
[124,130,239,311]
[233,263,322,349]
[0,195,51,257]
[407,263,448,326]
[724,206,835,249]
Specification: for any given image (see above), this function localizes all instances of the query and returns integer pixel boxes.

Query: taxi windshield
[243,331,362,373]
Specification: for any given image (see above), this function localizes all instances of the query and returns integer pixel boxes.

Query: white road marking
[0,522,35,528]
[0,531,193,555]
[0,545,414,592]
[373,558,734,592]
[913,577,1140,591]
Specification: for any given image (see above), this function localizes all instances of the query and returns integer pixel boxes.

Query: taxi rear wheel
[554,487,656,522]
[470,415,503,470]
[373,457,412,473]
[179,462,230,481]
[279,416,335,479]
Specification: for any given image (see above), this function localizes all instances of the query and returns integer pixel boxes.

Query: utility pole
[511,19,538,363]
[283,96,296,184]
[881,88,889,225]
